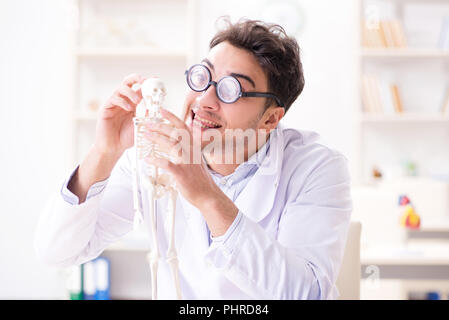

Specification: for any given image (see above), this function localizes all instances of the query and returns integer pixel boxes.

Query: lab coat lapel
[178,125,284,251]
[235,126,285,223]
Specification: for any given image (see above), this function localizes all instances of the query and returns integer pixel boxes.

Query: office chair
[336,221,362,300]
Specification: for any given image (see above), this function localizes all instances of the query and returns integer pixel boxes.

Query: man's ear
[261,106,285,130]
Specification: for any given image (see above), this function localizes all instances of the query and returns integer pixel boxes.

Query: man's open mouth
[191,109,222,129]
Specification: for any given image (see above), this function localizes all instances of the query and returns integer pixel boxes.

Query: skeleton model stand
[132,78,182,300]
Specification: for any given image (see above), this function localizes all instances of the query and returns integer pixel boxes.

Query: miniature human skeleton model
[132,77,182,300]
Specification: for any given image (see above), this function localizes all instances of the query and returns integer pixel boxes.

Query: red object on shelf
[399,195,410,206]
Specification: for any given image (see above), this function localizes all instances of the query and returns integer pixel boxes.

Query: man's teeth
[193,114,221,128]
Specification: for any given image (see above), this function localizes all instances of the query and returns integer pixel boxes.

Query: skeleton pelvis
[142,173,175,199]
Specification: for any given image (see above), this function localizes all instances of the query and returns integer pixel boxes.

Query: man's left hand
[143,108,238,237]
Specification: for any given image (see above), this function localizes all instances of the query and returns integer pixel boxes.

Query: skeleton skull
[141,77,167,108]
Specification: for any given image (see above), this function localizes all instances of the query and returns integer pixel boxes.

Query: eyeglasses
[185,64,284,108]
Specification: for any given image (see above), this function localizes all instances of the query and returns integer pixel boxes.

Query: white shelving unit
[355,0,449,185]
[356,0,449,300]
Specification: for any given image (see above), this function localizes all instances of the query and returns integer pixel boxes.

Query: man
[35,19,352,299]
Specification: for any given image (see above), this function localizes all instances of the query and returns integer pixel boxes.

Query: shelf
[361,243,449,266]
[75,47,189,59]
[409,219,449,233]
[360,113,449,123]
[105,242,149,252]
[361,48,449,59]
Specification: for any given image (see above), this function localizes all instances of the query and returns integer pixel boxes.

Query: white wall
[0,0,358,298]
[0,0,75,298]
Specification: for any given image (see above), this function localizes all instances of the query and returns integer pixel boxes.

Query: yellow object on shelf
[399,197,421,230]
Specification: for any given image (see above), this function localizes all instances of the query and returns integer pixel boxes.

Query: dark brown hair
[209,17,304,113]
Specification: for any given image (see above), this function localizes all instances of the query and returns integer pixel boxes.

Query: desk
[361,242,449,280]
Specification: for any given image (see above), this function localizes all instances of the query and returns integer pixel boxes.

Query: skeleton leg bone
[146,182,159,300]
[132,138,143,229]
[166,188,182,299]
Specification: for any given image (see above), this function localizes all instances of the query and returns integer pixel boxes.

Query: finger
[180,103,190,123]
[145,155,177,175]
[144,131,185,162]
[135,87,143,100]
[145,122,193,157]
[160,108,187,130]
[105,95,132,111]
[144,131,179,151]
[145,122,186,141]
[122,73,146,88]
[117,85,140,105]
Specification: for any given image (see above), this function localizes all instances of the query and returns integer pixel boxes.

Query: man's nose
[197,84,220,111]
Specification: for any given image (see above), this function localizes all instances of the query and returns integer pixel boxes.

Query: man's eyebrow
[201,58,214,71]
[230,73,255,88]
[201,58,256,88]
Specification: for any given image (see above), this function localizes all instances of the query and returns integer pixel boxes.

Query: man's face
[183,41,269,150]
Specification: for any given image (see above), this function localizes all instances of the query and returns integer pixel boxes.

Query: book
[361,75,406,115]
[362,20,386,48]
[361,75,380,113]
[380,21,396,48]
[362,19,407,49]
[390,19,407,48]
[361,75,374,112]
[390,84,403,113]
[441,86,449,115]
[361,75,384,113]
[361,21,371,47]
[370,76,383,113]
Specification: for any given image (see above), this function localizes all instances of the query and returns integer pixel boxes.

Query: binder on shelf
[94,257,111,300]
[83,260,96,300]
[68,264,83,300]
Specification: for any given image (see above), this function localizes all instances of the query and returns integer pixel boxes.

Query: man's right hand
[68,74,146,203]
[93,73,147,158]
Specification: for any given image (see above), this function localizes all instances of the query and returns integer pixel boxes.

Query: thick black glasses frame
[185,64,284,108]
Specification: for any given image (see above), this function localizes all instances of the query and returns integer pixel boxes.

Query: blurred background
[0,0,448,300]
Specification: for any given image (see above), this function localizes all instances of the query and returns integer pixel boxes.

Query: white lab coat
[35,125,352,299]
